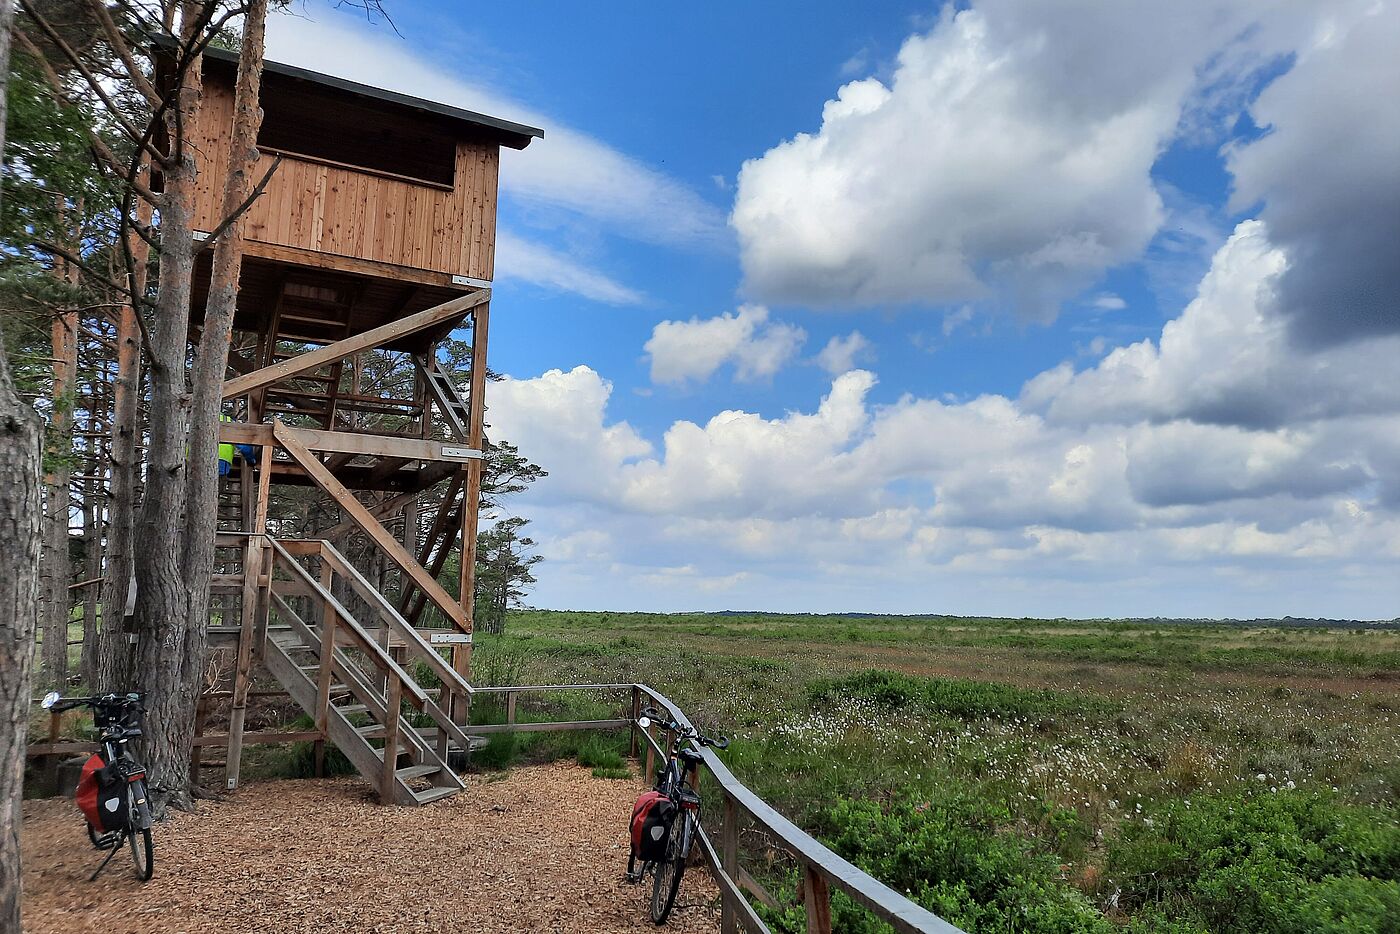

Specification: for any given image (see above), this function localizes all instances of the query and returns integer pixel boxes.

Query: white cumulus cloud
[644,305,806,386]
[816,331,873,375]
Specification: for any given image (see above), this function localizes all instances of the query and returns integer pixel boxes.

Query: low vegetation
[470,610,1399,933]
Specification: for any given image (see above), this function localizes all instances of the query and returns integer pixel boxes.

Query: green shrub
[471,731,518,770]
[1108,790,1400,933]
[576,734,625,771]
[760,792,1112,934]
[808,669,1114,721]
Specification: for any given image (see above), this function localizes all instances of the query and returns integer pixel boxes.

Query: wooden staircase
[229,533,482,806]
[414,352,471,441]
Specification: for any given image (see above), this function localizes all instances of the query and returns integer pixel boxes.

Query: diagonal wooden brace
[271,420,469,632]
[222,288,490,399]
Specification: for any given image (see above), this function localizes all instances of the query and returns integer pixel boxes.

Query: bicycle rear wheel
[649,814,687,924]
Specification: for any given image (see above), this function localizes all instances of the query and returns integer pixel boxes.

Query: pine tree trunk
[182,0,269,806]
[0,342,41,934]
[0,0,45,923]
[79,468,100,686]
[133,12,205,815]
[39,300,76,687]
[97,198,150,692]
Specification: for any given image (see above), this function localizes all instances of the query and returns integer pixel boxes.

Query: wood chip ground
[21,764,721,933]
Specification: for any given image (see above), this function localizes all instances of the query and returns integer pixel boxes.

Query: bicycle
[627,705,728,924]
[40,691,155,881]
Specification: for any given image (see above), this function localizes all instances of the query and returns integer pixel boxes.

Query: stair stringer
[261,586,466,806]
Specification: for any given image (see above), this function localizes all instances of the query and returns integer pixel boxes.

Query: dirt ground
[21,765,721,934]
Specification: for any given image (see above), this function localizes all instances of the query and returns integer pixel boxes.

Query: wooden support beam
[222,289,490,399]
[722,792,741,934]
[225,532,264,791]
[804,864,833,934]
[314,560,338,777]
[240,239,466,290]
[221,421,480,464]
[320,468,455,542]
[272,421,469,630]
[380,675,404,803]
[454,301,490,708]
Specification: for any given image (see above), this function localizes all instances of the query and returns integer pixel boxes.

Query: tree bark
[182,0,268,733]
[0,343,41,934]
[97,195,151,692]
[0,0,46,926]
[39,278,77,687]
[133,6,204,816]
[79,466,100,686]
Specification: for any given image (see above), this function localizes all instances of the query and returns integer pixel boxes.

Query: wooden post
[803,864,832,934]
[251,442,274,664]
[314,561,338,777]
[43,711,61,793]
[629,686,641,759]
[644,721,656,785]
[380,675,403,803]
[721,791,740,934]
[226,534,263,790]
[453,301,489,714]
[505,690,517,726]
[191,696,208,784]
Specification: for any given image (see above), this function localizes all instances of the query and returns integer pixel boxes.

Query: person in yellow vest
[218,414,237,477]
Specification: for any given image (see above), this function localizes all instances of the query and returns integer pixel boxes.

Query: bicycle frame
[654,750,699,860]
[44,692,154,881]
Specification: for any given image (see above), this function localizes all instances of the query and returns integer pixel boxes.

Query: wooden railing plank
[636,685,965,934]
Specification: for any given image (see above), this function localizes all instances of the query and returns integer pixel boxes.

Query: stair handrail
[312,538,477,699]
[265,536,429,709]
[298,538,479,755]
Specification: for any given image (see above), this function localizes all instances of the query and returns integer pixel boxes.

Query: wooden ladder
[414,353,471,441]
[257,536,481,805]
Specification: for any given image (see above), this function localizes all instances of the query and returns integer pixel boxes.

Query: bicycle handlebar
[638,706,730,750]
[42,692,144,713]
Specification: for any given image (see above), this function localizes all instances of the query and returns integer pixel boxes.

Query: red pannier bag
[75,754,129,833]
[629,790,677,862]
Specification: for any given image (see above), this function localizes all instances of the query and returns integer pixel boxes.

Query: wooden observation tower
[187,47,543,802]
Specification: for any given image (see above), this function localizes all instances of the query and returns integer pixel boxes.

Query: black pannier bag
[94,763,130,833]
[629,790,677,863]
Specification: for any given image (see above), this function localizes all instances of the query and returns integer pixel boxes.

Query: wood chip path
[21,764,721,933]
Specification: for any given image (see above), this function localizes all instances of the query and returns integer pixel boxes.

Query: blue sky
[267,1,1400,619]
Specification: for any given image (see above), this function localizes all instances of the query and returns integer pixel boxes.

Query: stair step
[412,787,459,805]
[337,704,369,716]
[356,724,388,739]
[395,764,441,781]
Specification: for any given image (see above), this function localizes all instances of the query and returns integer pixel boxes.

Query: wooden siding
[191,78,498,282]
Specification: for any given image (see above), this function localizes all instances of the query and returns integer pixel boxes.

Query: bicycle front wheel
[649,813,688,924]
[127,779,154,881]
[128,828,154,881]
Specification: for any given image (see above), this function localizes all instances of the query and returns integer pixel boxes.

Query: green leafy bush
[471,731,518,770]
[808,669,1114,721]
[1108,790,1400,933]
[760,792,1112,934]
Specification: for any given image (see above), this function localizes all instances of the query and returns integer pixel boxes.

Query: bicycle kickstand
[89,834,123,882]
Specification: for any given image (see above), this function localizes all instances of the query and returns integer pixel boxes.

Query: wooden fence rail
[460,681,966,934]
